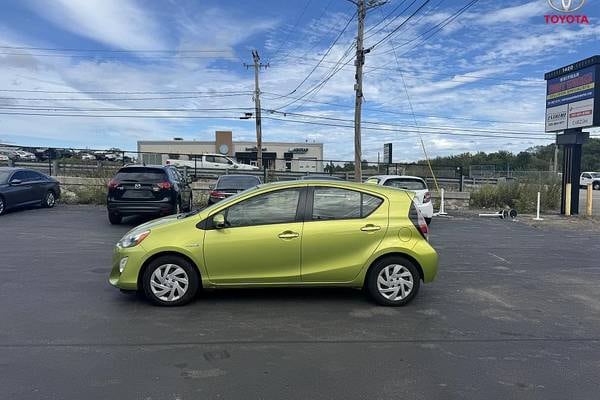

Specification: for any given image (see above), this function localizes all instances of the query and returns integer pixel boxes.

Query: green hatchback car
[109,180,438,306]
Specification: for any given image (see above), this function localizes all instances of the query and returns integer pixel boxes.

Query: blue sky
[0,0,598,161]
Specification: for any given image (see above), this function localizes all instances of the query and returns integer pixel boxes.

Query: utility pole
[353,0,366,182]
[245,50,268,169]
[348,0,385,182]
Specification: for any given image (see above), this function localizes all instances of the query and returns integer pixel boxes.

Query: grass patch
[471,180,561,213]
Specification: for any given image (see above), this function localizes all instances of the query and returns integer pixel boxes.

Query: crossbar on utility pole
[245,50,269,169]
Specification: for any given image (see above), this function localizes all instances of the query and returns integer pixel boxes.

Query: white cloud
[27,0,165,50]
[477,1,547,25]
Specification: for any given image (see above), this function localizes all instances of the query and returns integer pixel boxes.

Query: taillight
[409,201,429,241]
[210,190,226,199]
[108,179,119,189]
[156,181,172,190]
[423,191,431,203]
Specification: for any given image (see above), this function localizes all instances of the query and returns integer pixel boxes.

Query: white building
[137,131,324,172]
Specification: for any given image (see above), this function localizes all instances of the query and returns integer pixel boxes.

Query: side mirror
[10,179,22,185]
[213,213,226,229]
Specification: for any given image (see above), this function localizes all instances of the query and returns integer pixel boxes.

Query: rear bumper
[417,201,434,218]
[107,200,174,216]
[412,240,438,283]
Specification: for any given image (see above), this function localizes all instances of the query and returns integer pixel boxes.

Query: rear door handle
[361,224,381,232]
[278,231,300,239]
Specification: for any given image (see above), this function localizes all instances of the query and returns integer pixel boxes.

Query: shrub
[471,180,561,213]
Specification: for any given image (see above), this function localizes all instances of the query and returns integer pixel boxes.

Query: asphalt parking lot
[1,205,599,399]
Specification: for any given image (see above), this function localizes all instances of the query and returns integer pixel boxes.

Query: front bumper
[108,244,148,290]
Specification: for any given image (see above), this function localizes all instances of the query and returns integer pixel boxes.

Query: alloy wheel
[0,198,4,214]
[46,192,55,207]
[376,264,414,301]
[150,264,189,302]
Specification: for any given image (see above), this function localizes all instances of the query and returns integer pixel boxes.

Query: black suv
[106,165,192,224]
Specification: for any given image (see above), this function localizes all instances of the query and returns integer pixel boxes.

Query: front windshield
[0,170,11,183]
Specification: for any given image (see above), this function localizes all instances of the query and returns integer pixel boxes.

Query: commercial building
[138,131,324,172]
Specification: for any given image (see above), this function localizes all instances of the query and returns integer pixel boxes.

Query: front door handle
[278,231,300,239]
[361,224,381,232]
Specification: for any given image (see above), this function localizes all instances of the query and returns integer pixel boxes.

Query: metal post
[565,183,571,216]
[263,164,267,183]
[438,188,447,215]
[587,184,593,216]
[533,192,543,221]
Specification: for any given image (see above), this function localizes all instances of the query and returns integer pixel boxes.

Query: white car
[580,172,600,190]
[80,153,96,161]
[0,154,9,162]
[366,175,434,224]
[166,153,259,171]
[14,150,36,161]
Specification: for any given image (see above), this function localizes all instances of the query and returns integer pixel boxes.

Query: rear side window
[216,176,260,190]
[312,187,382,220]
[115,168,167,183]
[384,178,426,190]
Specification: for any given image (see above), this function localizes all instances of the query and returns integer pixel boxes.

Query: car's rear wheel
[0,195,5,215]
[142,255,199,306]
[425,217,432,226]
[366,256,420,306]
[108,212,122,225]
[42,190,56,208]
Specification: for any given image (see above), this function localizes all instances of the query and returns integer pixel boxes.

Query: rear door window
[311,187,382,220]
[384,178,426,190]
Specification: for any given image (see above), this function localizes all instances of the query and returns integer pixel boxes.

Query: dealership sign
[544,56,600,132]
[544,0,589,24]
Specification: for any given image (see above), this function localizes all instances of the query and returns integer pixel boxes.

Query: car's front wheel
[142,255,199,306]
[366,256,421,306]
[42,190,56,208]
[0,195,5,215]
[594,182,600,190]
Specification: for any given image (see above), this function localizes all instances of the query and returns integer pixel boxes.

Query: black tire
[366,256,421,306]
[425,217,432,226]
[108,212,122,225]
[142,255,200,306]
[594,182,600,191]
[0,195,5,215]
[42,190,56,208]
[174,198,182,214]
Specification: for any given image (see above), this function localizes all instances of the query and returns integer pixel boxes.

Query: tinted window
[214,156,231,164]
[592,173,600,178]
[24,171,44,181]
[583,173,591,178]
[224,189,300,228]
[11,171,28,181]
[216,176,260,190]
[312,187,382,220]
[205,155,215,163]
[384,178,426,190]
[115,167,167,183]
[0,171,11,183]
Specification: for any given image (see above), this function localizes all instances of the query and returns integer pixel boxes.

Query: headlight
[118,230,150,248]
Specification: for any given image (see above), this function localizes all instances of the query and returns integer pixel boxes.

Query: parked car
[208,174,261,205]
[80,153,96,161]
[166,154,259,170]
[299,174,343,181]
[0,154,9,163]
[366,175,434,225]
[109,180,437,307]
[14,150,37,161]
[106,165,193,224]
[0,167,60,215]
[580,172,600,190]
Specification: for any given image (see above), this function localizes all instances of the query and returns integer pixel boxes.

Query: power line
[0,89,253,95]
[268,0,314,61]
[262,91,544,126]
[0,45,230,53]
[262,109,548,135]
[0,105,253,112]
[0,111,249,119]
[0,52,241,60]
[0,93,252,101]
[262,116,553,141]
[368,0,432,51]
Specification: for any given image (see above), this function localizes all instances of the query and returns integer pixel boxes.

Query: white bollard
[437,188,448,216]
[533,191,543,221]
